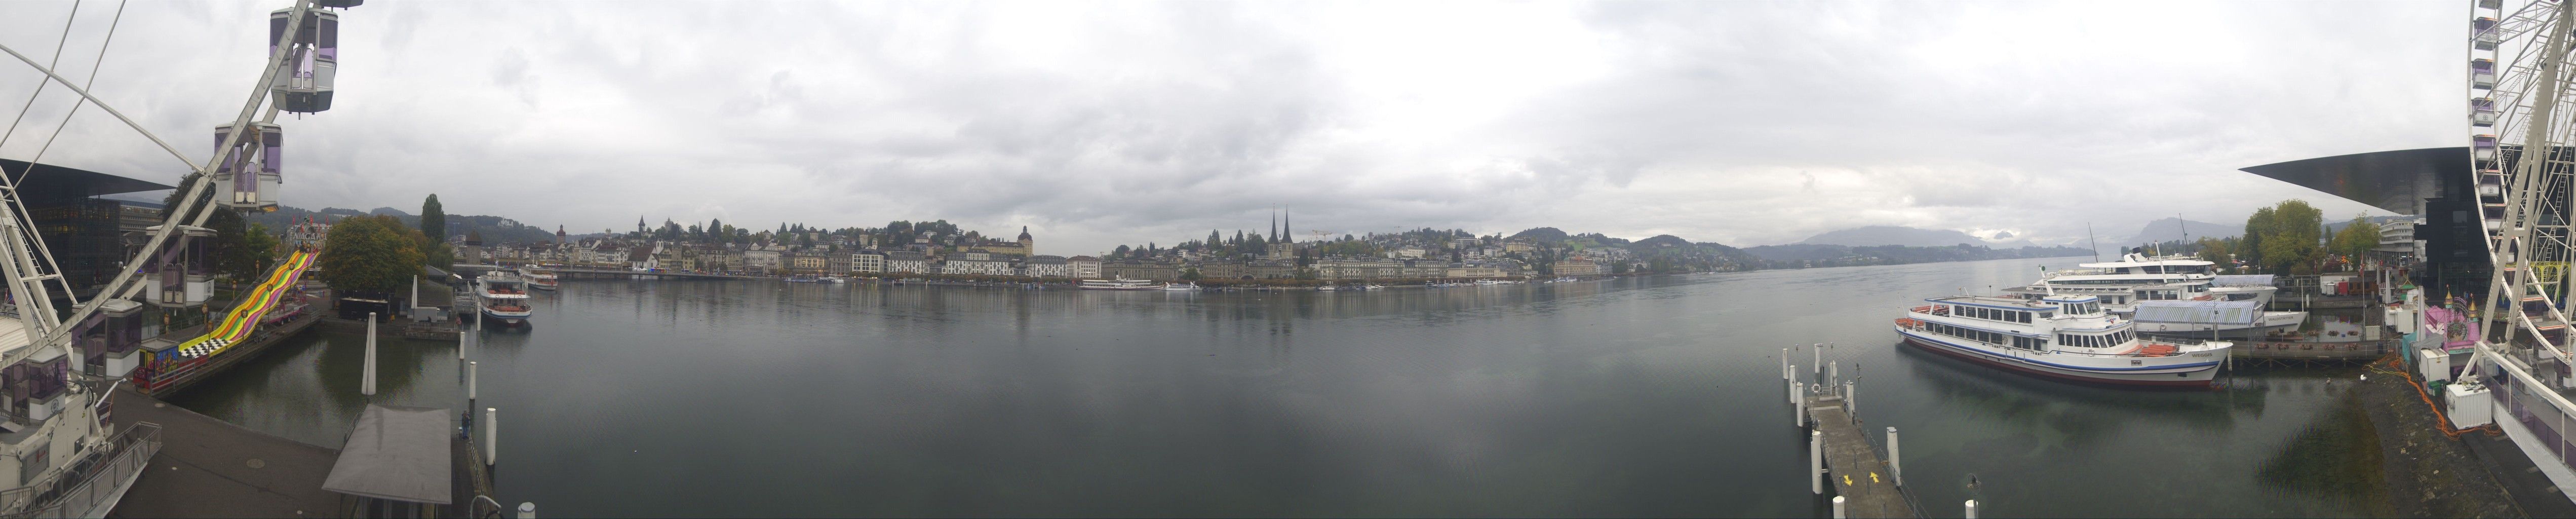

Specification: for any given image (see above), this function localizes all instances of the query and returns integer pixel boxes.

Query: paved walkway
[105,385,342,518]
[1806,393,1914,518]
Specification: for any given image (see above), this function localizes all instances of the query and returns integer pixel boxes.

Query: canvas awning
[322,405,453,504]
[2133,300,2264,325]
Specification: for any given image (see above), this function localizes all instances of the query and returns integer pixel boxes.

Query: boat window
[2143,266,2164,274]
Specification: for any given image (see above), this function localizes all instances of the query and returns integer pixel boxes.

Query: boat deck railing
[0,421,161,518]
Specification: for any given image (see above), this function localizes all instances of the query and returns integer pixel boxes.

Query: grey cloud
[0,1,2438,253]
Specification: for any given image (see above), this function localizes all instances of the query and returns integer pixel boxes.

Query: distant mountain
[1798,226,1986,247]
[2125,218,2241,245]
[1744,243,2094,266]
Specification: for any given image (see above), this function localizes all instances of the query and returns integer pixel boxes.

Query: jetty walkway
[1787,344,1921,519]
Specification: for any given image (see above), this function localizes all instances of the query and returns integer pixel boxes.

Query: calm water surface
[171,257,2380,517]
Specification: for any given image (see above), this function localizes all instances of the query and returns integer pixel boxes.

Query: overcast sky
[0,1,2447,254]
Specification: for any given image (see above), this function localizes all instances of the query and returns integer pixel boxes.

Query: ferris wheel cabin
[212,123,281,210]
[2473,58,2498,90]
[268,8,338,114]
[142,225,214,309]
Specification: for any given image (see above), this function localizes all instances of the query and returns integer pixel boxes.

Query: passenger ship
[518,266,559,291]
[1078,278,1167,290]
[1894,292,2232,387]
[476,272,534,325]
[2000,252,2301,337]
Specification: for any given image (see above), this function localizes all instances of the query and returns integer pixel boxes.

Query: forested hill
[1742,243,2095,268]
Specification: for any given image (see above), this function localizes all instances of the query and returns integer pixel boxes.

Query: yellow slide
[176,250,316,358]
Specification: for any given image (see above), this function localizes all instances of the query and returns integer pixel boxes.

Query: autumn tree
[320,215,426,293]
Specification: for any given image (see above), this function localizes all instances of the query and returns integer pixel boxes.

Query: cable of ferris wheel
[2,0,135,313]
[0,0,316,354]
[0,0,83,154]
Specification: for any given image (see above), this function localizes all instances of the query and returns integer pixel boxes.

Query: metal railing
[0,422,161,518]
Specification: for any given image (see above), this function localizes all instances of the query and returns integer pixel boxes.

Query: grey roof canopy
[321,405,453,504]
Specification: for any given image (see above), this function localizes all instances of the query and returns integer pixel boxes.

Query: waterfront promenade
[107,385,340,517]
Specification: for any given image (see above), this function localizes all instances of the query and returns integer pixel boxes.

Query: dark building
[2238,147,2487,298]
[1,160,179,301]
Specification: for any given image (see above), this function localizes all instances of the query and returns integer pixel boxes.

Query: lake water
[170,257,2382,517]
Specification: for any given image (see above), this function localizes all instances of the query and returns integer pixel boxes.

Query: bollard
[1829,360,1839,388]
[1831,496,1846,519]
[518,502,535,519]
[484,407,498,466]
[1782,348,1790,380]
[1965,499,1978,519]
[1845,381,1856,416]
[1887,427,1902,487]
[469,361,479,401]
[363,313,378,396]
[1794,384,1807,428]
[1810,430,1824,495]
[1813,345,1822,378]
[1787,375,1796,404]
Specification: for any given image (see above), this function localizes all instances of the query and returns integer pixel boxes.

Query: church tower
[1017,226,1034,256]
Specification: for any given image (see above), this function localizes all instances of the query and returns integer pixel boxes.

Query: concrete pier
[1803,390,1915,518]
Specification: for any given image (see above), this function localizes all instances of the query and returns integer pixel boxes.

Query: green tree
[1179,267,1201,281]
[2246,199,2324,274]
[418,194,446,242]
[320,215,427,293]
[2331,214,2383,264]
[217,221,280,283]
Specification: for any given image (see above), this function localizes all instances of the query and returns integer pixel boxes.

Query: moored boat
[1161,282,1203,291]
[477,272,533,326]
[1894,293,2231,387]
[1079,278,1167,290]
[518,266,559,291]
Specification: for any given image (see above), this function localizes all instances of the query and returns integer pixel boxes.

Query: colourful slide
[177,250,317,358]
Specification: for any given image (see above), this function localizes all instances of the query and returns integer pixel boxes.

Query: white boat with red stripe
[1894,293,2231,387]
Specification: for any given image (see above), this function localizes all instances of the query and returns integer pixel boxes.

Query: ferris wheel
[0,0,362,365]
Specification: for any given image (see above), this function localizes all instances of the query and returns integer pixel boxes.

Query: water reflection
[167,261,2387,517]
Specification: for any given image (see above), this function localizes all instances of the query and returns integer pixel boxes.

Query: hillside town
[433,210,1650,284]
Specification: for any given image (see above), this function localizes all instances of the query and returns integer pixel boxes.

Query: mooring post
[484,407,498,466]
[1887,426,1902,487]
[1965,500,1978,519]
[1845,381,1856,416]
[468,361,479,401]
[1782,348,1790,380]
[518,502,535,519]
[1794,384,1807,428]
[1788,369,1800,404]
[363,313,377,396]
[1828,360,1839,388]
[1810,430,1824,495]
[1831,496,1846,519]
[1813,344,1822,378]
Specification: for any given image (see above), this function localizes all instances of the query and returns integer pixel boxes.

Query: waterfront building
[1025,255,1070,278]
[1556,259,1603,277]
[941,256,1015,276]
[827,252,853,274]
[1103,261,1179,281]
[1068,255,1103,278]
[791,251,830,275]
[851,251,885,274]
[1447,263,1505,278]
[1250,258,1298,279]
[886,250,931,274]
[745,246,782,273]
[1198,259,1246,280]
